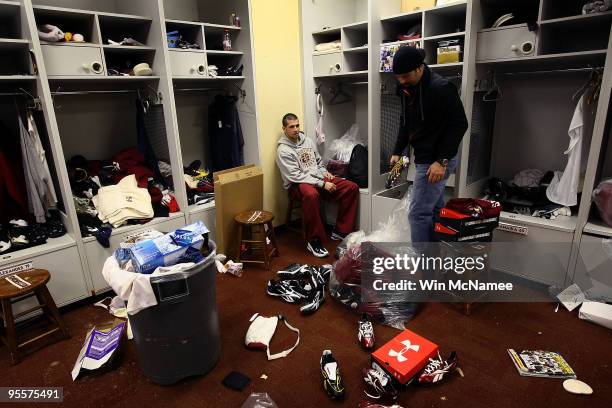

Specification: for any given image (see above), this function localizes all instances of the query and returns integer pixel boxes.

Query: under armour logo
[125,196,134,203]
[388,340,420,363]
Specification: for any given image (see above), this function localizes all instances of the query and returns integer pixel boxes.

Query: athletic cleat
[300,285,325,314]
[363,367,398,401]
[331,230,349,241]
[307,238,329,258]
[417,351,459,385]
[321,350,345,400]
[277,263,310,280]
[266,279,311,303]
[358,313,375,350]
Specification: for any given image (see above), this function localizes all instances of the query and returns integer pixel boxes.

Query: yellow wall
[251,0,304,225]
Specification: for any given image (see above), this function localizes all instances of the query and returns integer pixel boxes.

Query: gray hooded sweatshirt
[277,132,326,190]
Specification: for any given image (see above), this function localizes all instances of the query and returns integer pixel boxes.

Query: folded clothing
[314,40,341,53]
[93,174,154,228]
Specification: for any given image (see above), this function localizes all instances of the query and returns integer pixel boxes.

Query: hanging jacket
[136,99,166,188]
[393,65,468,164]
[209,95,244,171]
[19,110,57,223]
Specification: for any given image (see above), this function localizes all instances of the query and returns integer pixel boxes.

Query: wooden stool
[0,269,70,365]
[285,193,306,238]
[235,210,280,270]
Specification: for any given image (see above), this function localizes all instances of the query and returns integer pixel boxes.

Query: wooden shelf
[96,11,152,23]
[0,38,29,50]
[203,23,242,32]
[47,75,160,83]
[380,39,423,48]
[0,233,76,265]
[81,213,185,243]
[424,31,465,41]
[584,221,612,238]
[344,45,368,54]
[312,27,341,36]
[103,45,155,52]
[173,75,245,81]
[40,41,100,47]
[313,70,368,79]
[0,0,20,17]
[168,47,205,53]
[32,4,94,16]
[540,10,612,27]
[0,75,35,81]
[206,50,243,55]
[498,211,577,233]
[476,50,607,72]
[343,21,368,31]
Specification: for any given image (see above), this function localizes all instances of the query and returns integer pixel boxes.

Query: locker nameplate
[0,261,34,278]
[497,222,528,236]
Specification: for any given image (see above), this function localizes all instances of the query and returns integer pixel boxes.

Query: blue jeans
[409,156,458,243]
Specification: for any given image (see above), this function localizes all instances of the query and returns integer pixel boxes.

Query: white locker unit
[460,0,612,287]
[161,0,261,240]
[0,0,90,308]
[301,0,372,231]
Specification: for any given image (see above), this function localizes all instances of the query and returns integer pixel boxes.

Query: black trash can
[129,240,220,385]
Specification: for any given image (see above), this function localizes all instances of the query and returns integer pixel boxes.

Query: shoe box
[434,206,500,242]
[371,329,438,385]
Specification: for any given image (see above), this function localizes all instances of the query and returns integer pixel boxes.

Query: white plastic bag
[327,123,364,162]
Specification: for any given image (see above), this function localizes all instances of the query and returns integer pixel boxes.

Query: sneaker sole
[330,233,345,241]
[307,243,328,258]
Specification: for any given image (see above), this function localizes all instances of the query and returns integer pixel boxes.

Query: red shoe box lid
[372,329,438,384]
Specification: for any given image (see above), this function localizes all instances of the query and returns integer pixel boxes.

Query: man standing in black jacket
[390,46,468,242]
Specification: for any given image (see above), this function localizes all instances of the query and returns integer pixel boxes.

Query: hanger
[573,66,602,105]
[482,71,502,102]
[329,82,352,105]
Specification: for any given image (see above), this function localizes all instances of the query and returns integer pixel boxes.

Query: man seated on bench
[276,113,359,257]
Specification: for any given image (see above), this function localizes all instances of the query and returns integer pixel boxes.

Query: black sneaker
[307,238,328,258]
[331,230,348,241]
[300,286,325,314]
[321,350,345,400]
[266,279,311,303]
[277,263,310,280]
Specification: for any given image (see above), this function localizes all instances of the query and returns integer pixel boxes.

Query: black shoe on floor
[321,350,345,400]
[331,230,348,241]
[307,238,328,258]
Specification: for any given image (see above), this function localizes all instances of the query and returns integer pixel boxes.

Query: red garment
[112,148,155,188]
[165,195,180,213]
[0,150,28,223]
[290,177,358,244]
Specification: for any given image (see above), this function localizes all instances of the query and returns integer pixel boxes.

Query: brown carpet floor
[1,229,611,408]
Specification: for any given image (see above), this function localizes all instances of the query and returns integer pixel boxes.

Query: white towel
[547,95,585,206]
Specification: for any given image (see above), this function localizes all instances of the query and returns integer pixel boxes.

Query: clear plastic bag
[241,393,278,408]
[330,187,417,330]
[327,123,364,163]
[593,178,612,228]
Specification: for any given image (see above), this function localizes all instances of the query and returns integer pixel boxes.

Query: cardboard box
[401,0,436,12]
[214,164,264,255]
[372,329,438,384]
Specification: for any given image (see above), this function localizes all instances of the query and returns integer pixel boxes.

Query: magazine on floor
[507,349,577,379]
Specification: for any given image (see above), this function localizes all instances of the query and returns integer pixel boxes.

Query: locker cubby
[204,25,241,51]
[540,0,592,20]
[166,21,205,50]
[343,52,368,73]
[476,0,540,30]
[424,36,464,65]
[312,29,341,49]
[423,2,466,37]
[98,14,153,46]
[342,23,368,50]
[33,6,99,45]
[0,48,32,75]
[381,13,422,44]
[103,47,156,76]
[539,19,612,54]
[206,53,243,76]
[0,1,22,39]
